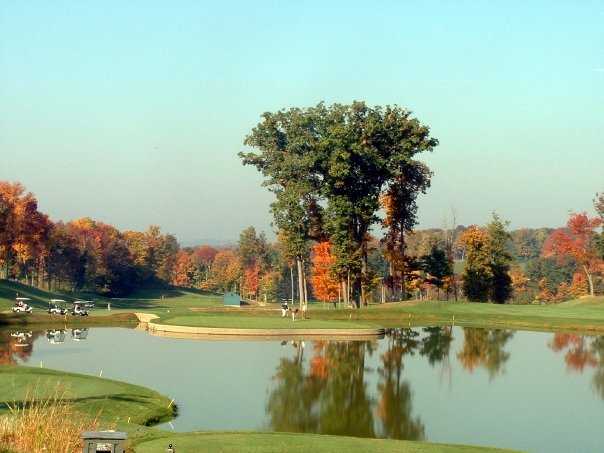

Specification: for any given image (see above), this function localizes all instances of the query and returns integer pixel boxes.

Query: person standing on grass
[281,300,289,317]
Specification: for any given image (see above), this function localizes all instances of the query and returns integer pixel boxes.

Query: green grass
[313,298,604,332]
[160,312,374,329]
[0,280,222,325]
[132,432,519,453]
[3,279,604,334]
[0,365,175,427]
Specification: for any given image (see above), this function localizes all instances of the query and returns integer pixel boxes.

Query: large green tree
[241,102,437,308]
[241,107,324,308]
[487,214,513,303]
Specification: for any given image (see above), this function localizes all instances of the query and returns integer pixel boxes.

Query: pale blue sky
[1,1,602,244]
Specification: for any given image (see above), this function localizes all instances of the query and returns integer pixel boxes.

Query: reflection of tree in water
[549,333,604,399]
[267,328,456,441]
[457,328,514,379]
[378,329,425,440]
[419,326,453,367]
[0,330,40,364]
[267,341,376,438]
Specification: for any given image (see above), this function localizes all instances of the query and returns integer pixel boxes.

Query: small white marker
[40,361,43,368]
[168,421,175,431]
[127,417,131,424]
[99,369,103,377]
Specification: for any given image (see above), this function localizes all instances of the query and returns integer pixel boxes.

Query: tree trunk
[583,265,595,297]
[290,266,295,303]
[296,257,304,309]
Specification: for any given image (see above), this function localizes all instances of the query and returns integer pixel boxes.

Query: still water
[2,326,603,453]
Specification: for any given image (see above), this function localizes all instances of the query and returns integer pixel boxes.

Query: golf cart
[71,328,89,341]
[46,329,66,344]
[12,297,33,314]
[48,299,67,315]
[71,301,91,316]
[10,330,32,346]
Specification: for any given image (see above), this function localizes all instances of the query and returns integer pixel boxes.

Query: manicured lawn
[0,279,222,324]
[133,432,519,453]
[160,312,374,329]
[313,298,604,332]
[0,365,174,426]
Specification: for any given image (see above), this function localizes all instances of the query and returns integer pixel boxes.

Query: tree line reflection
[549,333,604,399]
[266,327,604,440]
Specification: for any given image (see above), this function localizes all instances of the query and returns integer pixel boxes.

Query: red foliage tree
[310,241,339,303]
[543,213,603,296]
[243,261,260,299]
[171,250,196,287]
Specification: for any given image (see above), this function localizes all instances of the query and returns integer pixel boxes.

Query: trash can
[81,431,127,453]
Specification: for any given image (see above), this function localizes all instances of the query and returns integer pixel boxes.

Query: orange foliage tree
[543,213,603,296]
[310,241,339,303]
[243,261,260,299]
[171,250,196,287]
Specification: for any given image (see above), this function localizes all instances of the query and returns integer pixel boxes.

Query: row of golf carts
[11,297,94,316]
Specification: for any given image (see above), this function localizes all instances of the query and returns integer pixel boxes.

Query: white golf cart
[71,328,89,341]
[46,329,66,344]
[48,299,67,315]
[71,301,91,316]
[12,297,33,314]
[10,330,32,346]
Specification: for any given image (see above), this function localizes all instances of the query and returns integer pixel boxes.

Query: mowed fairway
[160,312,374,329]
[0,279,222,320]
[313,298,604,332]
[133,432,520,453]
[0,366,174,426]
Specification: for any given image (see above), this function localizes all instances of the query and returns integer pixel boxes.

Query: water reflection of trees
[267,327,455,441]
[0,330,41,364]
[456,328,514,378]
[549,333,604,399]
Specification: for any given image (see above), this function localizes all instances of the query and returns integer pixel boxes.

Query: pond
[2,326,603,453]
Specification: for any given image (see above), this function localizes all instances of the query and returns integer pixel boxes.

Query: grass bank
[132,432,518,453]
[315,298,604,333]
[0,365,175,427]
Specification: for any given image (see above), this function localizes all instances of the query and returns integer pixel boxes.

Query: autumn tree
[209,249,242,292]
[458,226,492,302]
[595,192,604,260]
[0,182,51,283]
[486,214,513,303]
[310,241,339,303]
[382,162,431,300]
[171,250,196,287]
[543,213,603,296]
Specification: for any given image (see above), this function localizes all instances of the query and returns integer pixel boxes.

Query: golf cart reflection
[10,331,33,347]
[71,328,89,341]
[46,329,66,344]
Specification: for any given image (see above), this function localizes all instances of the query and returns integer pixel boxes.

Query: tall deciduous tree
[543,213,603,296]
[382,162,431,300]
[241,102,437,308]
[486,214,513,303]
[458,226,493,302]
